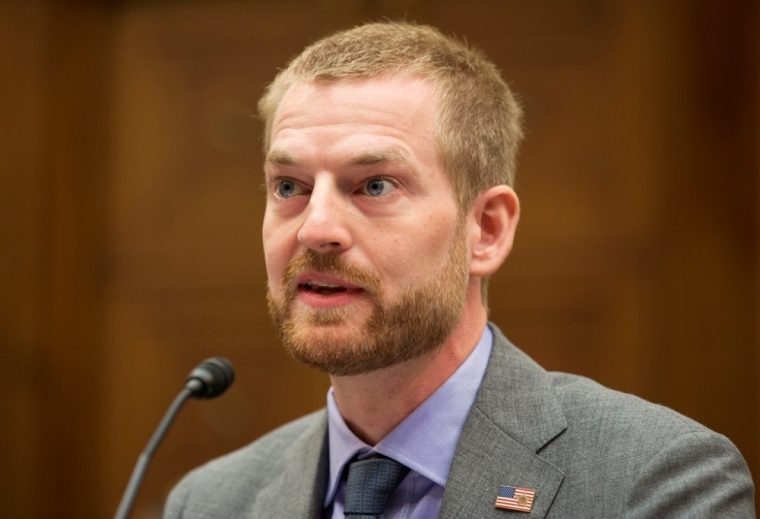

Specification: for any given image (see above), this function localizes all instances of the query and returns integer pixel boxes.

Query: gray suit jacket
[165,325,755,518]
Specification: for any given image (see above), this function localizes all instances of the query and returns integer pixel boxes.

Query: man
[165,22,755,518]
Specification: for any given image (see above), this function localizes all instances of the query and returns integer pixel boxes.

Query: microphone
[185,357,236,399]
[114,357,235,519]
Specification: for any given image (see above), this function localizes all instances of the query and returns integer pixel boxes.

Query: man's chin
[280,320,378,376]
[293,318,363,339]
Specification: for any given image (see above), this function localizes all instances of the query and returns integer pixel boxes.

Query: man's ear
[468,185,520,277]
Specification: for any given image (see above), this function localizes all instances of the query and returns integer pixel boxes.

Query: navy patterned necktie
[343,456,410,518]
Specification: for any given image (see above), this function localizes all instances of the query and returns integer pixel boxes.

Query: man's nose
[297,185,352,253]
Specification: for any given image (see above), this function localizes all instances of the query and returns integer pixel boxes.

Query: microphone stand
[113,379,202,519]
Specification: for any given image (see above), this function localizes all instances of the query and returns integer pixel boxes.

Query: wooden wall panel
[38,3,115,518]
[0,3,49,518]
[1,1,114,518]
[647,0,758,468]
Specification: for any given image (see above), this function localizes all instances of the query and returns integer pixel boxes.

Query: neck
[330,298,487,445]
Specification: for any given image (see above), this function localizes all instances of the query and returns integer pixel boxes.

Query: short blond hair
[258,21,523,210]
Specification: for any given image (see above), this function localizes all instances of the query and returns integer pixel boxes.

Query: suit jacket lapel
[249,412,329,518]
[440,325,567,518]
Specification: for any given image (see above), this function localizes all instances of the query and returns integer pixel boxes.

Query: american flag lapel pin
[495,485,536,513]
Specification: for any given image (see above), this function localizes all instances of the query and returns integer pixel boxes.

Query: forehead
[270,75,440,146]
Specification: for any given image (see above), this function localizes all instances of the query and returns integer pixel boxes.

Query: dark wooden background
[1,1,758,517]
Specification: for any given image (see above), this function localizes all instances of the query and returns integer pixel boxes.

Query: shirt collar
[324,325,493,506]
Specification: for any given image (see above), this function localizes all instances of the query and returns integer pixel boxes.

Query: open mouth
[300,280,350,296]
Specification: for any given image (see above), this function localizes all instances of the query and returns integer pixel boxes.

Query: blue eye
[276,179,299,198]
[363,178,395,197]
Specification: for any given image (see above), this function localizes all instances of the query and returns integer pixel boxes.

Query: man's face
[262,76,471,376]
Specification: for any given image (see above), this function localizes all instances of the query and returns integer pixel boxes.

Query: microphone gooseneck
[114,357,235,519]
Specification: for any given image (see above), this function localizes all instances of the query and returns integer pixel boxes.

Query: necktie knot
[343,456,409,518]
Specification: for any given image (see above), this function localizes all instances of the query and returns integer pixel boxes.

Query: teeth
[307,280,342,288]
[302,279,349,294]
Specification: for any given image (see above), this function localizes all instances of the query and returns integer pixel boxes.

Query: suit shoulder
[194,409,324,474]
[543,371,749,484]
[164,409,326,518]
[548,371,705,436]
[543,373,754,516]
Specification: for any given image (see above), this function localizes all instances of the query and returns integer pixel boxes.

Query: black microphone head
[185,357,235,399]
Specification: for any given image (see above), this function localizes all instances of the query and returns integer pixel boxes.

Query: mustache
[281,249,382,296]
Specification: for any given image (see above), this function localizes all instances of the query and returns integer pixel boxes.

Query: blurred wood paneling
[1,1,114,517]
[1,1,757,518]
[1,3,49,517]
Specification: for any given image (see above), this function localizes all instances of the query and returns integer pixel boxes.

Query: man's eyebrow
[265,149,418,172]
[350,150,415,169]
[265,150,299,166]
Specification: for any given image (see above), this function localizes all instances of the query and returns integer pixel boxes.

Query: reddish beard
[267,230,470,376]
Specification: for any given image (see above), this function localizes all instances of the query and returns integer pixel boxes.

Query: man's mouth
[300,280,349,296]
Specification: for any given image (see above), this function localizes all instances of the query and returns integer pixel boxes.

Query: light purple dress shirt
[324,326,493,519]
